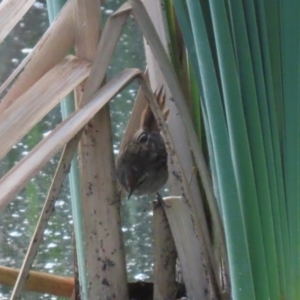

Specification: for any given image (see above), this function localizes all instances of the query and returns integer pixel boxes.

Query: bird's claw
[154,192,171,209]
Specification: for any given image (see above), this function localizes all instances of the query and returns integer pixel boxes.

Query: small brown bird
[116,88,169,199]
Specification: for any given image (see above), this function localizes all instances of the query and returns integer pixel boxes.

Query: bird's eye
[137,131,149,143]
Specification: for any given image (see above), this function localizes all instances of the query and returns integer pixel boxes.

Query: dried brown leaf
[0,0,35,44]
[10,133,82,299]
[0,55,91,160]
[74,1,130,299]
[130,1,228,294]
[164,196,218,300]
[153,203,177,300]
[0,0,75,110]
[0,68,141,210]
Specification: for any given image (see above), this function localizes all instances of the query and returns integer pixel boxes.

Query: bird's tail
[140,86,170,132]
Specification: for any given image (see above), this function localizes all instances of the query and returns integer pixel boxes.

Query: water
[0,1,161,298]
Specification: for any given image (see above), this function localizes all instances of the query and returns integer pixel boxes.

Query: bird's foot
[154,192,171,209]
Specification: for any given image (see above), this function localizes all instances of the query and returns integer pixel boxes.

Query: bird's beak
[127,190,133,200]
[127,175,136,200]
[127,189,133,200]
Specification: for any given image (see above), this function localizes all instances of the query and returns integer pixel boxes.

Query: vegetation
[1,0,300,300]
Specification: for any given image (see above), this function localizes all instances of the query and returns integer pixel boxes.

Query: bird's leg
[107,185,122,205]
[154,192,171,209]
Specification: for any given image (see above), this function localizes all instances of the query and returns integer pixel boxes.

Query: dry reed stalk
[0,0,35,44]
[153,202,178,300]
[130,1,228,296]
[0,68,141,212]
[0,1,230,298]
[164,196,220,299]
[0,0,75,109]
[0,56,91,160]
[10,133,82,299]
[73,2,130,298]
[117,71,149,154]
[0,265,74,297]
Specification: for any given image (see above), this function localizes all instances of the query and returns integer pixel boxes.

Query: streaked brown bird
[116,88,169,199]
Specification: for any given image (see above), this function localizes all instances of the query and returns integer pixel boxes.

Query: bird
[116,87,169,201]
